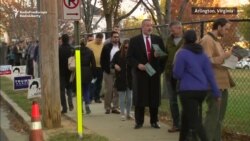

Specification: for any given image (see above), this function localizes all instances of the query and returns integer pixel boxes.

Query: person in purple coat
[173,30,221,141]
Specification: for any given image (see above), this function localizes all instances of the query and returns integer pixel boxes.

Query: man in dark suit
[127,19,167,129]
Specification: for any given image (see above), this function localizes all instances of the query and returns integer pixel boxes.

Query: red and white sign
[63,0,81,20]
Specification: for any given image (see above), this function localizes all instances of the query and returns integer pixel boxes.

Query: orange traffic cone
[29,101,44,141]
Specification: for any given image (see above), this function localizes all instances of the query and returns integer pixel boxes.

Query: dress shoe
[69,105,74,111]
[134,124,142,129]
[95,100,102,103]
[85,106,91,114]
[61,110,67,114]
[105,110,110,114]
[111,109,120,114]
[151,123,160,129]
[168,126,180,132]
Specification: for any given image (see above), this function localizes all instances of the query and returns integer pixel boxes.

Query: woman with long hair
[112,39,133,120]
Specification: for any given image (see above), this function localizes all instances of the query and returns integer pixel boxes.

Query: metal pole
[74,20,83,138]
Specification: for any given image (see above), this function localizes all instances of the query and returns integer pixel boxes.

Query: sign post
[62,0,82,139]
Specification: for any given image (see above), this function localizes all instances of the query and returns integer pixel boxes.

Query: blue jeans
[90,68,103,101]
[165,76,180,128]
[118,88,132,116]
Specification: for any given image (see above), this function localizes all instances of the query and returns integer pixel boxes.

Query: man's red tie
[146,36,151,61]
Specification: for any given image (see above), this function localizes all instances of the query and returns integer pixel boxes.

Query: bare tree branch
[92,15,104,29]
[177,0,189,21]
[115,0,143,24]
[141,0,161,35]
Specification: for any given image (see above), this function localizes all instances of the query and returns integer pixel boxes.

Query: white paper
[232,46,249,58]
[145,63,156,77]
[152,44,167,57]
[91,78,97,83]
[222,55,238,69]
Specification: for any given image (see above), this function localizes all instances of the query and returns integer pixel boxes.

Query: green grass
[0,76,33,114]
[48,133,109,141]
[159,69,250,135]
[225,70,250,134]
[0,76,110,140]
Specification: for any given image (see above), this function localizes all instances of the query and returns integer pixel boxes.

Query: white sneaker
[127,114,134,120]
[121,115,126,121]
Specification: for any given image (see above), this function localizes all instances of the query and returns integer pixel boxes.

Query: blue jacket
[173,44,221,98]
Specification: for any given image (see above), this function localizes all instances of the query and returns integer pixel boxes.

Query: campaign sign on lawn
[0,65,12,76]
[27,78,41,99]
[13,75,32,90]
[12,65,26,77]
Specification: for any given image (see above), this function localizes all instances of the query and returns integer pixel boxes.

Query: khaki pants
[204,90,228,141]
[103,70,119,110]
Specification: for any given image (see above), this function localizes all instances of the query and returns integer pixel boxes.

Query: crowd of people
[1,17,234,141]
[1,39,40,78]
[59,18,234,141]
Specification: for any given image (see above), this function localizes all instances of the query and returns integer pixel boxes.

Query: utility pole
[40,0,61,128]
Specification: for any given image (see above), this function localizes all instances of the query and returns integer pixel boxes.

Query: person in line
[7,44,15,66]
[59,34,74,114]
[100,31,121,114]
[79,39,96,114]
[173,29,221,141]
[12,42,22,66]
[165,21,184,132]
[127,19,166,129]
[86,33,104,103]
[112,39,134,121]
[104,25,120,45]
[86,34,94,42]
[200,18,235,141]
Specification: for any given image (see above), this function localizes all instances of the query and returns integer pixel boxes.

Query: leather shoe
[111,109,120,114]
[151,123,160,129]
[105,110,110,114]
[61,110,67,114]
[95,100,102,103]
[134,124,142,129]
[168,126,180,132]
[69,105,74,111]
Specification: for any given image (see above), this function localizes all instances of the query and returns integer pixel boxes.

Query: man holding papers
[127,19,167,129]
[200,18,235,141]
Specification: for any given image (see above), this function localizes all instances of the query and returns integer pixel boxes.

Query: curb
[0,90,48,141]
[0,126,9,141]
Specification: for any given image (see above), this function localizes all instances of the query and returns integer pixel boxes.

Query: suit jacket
[127,34,167,107]
[100,42,120,74]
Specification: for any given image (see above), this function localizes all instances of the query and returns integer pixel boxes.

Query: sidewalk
[65,97,179,141]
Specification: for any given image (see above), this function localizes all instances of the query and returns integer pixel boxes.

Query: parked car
[236,58,250,69]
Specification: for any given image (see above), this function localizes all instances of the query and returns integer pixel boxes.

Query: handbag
[68,56,76,71]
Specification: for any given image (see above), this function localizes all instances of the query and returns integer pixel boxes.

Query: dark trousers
[135,106,158,125]
[179,91,208,141]
[166,75,180,128]
[90,68,103,101]
[60,76,73,111]
[82,83,90,105]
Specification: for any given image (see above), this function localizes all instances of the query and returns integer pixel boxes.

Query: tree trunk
[40,0,61,129]
[105,13,112,32]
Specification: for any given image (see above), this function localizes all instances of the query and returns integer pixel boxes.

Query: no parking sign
[63,0,81,20]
